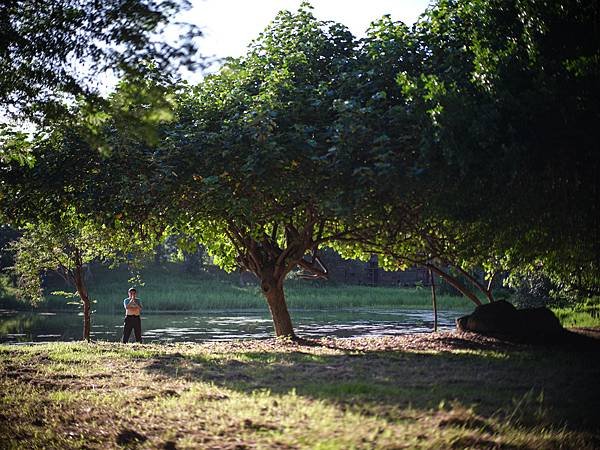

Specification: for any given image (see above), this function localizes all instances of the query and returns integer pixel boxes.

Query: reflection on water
[0,309,465,344]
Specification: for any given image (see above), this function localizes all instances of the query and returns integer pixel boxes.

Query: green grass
[36,263,474,313]
[1,336,598,449]
[552,307,600,328]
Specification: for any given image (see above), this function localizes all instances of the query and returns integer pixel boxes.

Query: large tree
[164,5,359,337]
[404,0,600,298]
[333,0,599,305]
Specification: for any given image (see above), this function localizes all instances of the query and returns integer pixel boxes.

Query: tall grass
[552,307,600,328]
[37,264,474,313]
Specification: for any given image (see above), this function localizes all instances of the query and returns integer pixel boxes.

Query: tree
[164,4,359,337]
[322,15,492,306]
[1,79,174,338]
[332,1,599,306]
[403,0,600,298]
[10,213,141,341]
[0,0,201,123]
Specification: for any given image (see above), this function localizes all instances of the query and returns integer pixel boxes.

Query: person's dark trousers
[122,315,142,343]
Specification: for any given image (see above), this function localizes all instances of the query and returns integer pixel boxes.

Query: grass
[1,334,599,449]
[36,263,474,313]
[552,307,600,328]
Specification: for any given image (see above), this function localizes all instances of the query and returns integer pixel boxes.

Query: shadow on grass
[141,334,600,434]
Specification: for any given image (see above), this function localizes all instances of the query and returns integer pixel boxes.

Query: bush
[0,273,26,310]
[511,272,553,308]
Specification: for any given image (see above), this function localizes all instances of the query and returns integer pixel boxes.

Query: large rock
[518,307,563,341]
[456,300,563,343]
[456,300,519,335]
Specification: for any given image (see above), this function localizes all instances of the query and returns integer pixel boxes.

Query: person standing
[122,287,143,343]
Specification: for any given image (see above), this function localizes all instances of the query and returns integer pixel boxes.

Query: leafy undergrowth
[1,332,599,449]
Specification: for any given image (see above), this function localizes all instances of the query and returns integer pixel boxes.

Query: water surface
[0,309,466,344]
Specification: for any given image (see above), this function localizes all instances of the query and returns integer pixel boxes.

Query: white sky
[178,0,432,80]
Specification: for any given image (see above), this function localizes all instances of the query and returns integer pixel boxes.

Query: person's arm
[125,299,141,315]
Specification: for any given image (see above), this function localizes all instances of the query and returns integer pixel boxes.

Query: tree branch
[295,256,328,279]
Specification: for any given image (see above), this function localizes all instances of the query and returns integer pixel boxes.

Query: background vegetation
[14,262,475,312]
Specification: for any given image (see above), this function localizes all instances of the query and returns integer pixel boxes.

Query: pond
[0,309,467,344]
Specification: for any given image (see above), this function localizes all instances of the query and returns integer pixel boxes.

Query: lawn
[1,332,599,449]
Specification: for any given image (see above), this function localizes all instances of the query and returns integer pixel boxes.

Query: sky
[177,0,432,80]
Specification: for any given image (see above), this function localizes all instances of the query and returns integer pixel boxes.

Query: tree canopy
[9,211,143,340]
[0,0,201,123]
[159,5,361,337]
[1,80,173,339]
[404,0,599,296]
[332,0,599,302]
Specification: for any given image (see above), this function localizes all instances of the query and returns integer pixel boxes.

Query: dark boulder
[456,300,564,343]
[456,300,519,335]
[518,307,563,342]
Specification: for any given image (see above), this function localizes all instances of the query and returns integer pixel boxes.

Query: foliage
[9,212,147,303]
[0,75,180,232]
[404,0,600,297]
[327,15,497,305]
[170,3,357,258]
[1,79,173,338]
[510,271,555,309]
[0,0,201,124]
[158,3,367,335]
[329,0,598,305]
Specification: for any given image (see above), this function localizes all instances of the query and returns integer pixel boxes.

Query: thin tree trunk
[261,276,295,338]
[451,264,495,303]
[426,264,482,306]
[429,268,438,332]
[74,266,91,342]
[486,272,496,302]
[81,296,91,342]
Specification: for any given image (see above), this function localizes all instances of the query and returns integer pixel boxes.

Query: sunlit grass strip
[48,284,472,313]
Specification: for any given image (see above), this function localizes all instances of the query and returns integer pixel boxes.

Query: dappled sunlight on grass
[1,334,599,448]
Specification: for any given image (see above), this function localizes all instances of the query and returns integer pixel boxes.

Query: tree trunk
[426,264,482,306]
[429,268,438,332]
[74,266,91,342]
[261,276,295,338]
[81,295,91,342]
